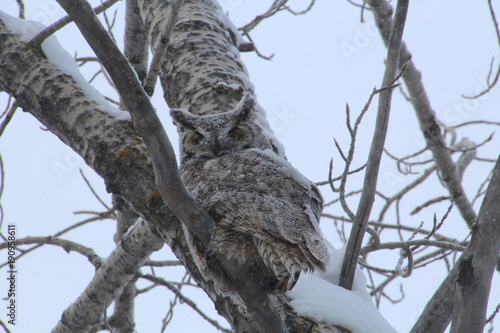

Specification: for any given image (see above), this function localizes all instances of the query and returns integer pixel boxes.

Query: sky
[0,0,499,332]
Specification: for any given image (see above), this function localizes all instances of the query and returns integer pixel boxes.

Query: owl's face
[171,95,271,162]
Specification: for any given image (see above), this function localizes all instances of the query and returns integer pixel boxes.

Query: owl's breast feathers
[181,148,330,293]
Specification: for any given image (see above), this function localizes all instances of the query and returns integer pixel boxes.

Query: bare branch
[410,157,500,332]
[143,260,182,267]
[450,157,500,332]
[285,0,316,15]
[0,208,116,269]
[0,101,17,137]
[410,196,449,215]
[395,246,413,278]
[362,239,465,254]
[140,274,233,333]
[462,0,500,99]
[52,220,164,333]
[0,319,12,333]
[486,303,500,325]
[108,197,141,332]
[239,0,287,33]
[452,120,500,129]
[30,0,121,46]
[340,0,410,290]
[0,236,103,268]
[324,212,460,244]
[14,0,25,19]
[143,0,184,96]
[80,169,111,210]
[377,165,437,221]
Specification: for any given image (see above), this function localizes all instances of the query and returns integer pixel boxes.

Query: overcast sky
[0,0,499,332]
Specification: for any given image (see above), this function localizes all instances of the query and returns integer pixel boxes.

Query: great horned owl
[171,94,329,293]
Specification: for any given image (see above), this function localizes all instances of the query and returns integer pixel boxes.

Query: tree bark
[450,156,500,333]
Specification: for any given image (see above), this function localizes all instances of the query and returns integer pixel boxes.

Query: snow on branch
[288,244,398,333]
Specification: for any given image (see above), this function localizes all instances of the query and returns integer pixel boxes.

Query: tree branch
[0,236,103,268]
[143,0,184,95]
[367,0,478,228]
[410,155,500,332]
[340,0,410,290]
[123,0,149,83]
[30,0,121,46]
[108,197,139,333]
[52,220,164,333]
[450,155,500,332]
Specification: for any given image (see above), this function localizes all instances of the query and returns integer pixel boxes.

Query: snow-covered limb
[288,244,398,333]
[0,11,129,121]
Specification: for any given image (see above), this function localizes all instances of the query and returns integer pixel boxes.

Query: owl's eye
[190,131,204,145]
[228,128,244,141]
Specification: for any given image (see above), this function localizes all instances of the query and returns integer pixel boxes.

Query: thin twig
[362,239,465,255]
[0,236,103,268]
[30,0,121,46]
[0,208,116,269]
[486,303,500,324]
[323,212,459,243]
[411,196,450,215]
[140,274,233,333]
[462,0,500,99]
[79,169,110,210]
[285,0,316,15]
[0,102,18,137]
[395,246,413,277]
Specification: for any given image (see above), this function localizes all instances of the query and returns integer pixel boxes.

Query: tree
[0,0,499,332]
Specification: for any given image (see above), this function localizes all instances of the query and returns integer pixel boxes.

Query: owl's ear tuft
[233,92,256,122]
[170,108,197,129]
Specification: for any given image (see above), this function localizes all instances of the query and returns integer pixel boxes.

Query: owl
[170,94,329,293]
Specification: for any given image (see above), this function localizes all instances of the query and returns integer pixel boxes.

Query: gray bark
[124,0,149,83]
[340,0,409,290]
[450,156,500,332]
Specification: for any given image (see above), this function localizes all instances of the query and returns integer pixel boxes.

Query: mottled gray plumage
[171,95,329,293]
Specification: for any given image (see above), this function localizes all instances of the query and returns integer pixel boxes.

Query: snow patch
[0,11,130,121]
[287,243,398,333]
